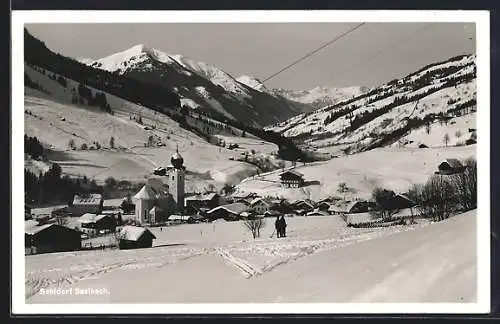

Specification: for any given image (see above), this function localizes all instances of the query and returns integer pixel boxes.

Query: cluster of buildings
[25,151,465,255]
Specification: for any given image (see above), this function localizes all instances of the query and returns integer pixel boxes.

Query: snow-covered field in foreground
[26,210,476,303]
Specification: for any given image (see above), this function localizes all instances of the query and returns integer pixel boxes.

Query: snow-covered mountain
[236,75,270,93]
[236,75,369,110]
[83,45,314,127]
[267,54,477,155]
[272,86,370,110]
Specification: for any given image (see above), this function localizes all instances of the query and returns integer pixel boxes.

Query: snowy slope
[24,64,278,190]
[267,54,476,154]
[26,210,476,303]
[235,144,476,201]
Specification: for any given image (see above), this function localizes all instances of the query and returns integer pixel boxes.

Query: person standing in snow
[279,215,287,238]
[275,215,281,238]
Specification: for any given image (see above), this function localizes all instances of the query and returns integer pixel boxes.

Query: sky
[25,23,475,90]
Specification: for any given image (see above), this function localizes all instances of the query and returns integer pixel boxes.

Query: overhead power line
[328,23,436,83]
[262,23,367,83]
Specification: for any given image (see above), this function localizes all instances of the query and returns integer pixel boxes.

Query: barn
[118,226,156,250]
[25,220,81,254]
[436,158,466,175]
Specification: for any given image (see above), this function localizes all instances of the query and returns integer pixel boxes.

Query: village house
[328,200,371,216]
[118,225,156,250]
[229,192,258,205]
[249,197,273,215]
[101,209,123,225]
[70,193,104,216]
[316,200,334,211]
[184,192,220,214]
[206,203,249,221]
[436,158,466,175]
[268,199,294,214]
[77,213,116,236]
[291,199,315,214]
[306,210,329,216]
[279,170,305,188]
[391,194,416,210]
[167,214,203,224]
[25,220,81,255]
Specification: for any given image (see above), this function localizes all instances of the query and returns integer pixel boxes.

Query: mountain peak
[127,44,155,56]
[236,75,269,92]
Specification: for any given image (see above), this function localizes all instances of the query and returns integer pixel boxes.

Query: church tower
[168,146,185,213]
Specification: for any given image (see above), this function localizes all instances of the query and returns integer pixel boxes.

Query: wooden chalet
[25,220,81,255]
[118,226,156,250]
[279,170,305,188]
[436,158,466,175]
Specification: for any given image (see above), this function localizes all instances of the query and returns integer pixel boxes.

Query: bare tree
[448,158,477,211]
[371,187,399,221]
[409,175,456,222]
[109,136,115,149]
[243,218,266,239]
[443,133,450,147]
[337,182,349,200]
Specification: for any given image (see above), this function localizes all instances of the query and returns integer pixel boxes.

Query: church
[132,148,186,225]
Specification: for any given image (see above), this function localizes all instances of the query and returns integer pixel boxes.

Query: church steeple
[171,144,184,169]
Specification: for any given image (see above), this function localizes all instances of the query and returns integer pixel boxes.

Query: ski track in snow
[25,217,450,302]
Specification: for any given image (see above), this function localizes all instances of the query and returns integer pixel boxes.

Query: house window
[172,176,175,181]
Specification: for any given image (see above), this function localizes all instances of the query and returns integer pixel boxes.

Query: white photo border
[12,9,490,315]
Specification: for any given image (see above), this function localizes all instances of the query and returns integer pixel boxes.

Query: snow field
[25,210,475,303]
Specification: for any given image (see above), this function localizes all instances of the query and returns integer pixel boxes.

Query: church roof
[133,185,156,200]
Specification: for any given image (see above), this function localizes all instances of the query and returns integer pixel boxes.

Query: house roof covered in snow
[25,221,77,235]
[441,158,464,169]
[78,213,109,224]
[230,191,258,199]
[279,169,304,178]
[207,203,249,215]
[292,199,315,209]
[184,192,218,202]
[133,185,156,200]
[328,200,363,213]
[250,197,272,206]
[119,225,156,241]
[306,210,329,216]
[168,215,192,221]
[24,220,53,235]
[73,193,103,205]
